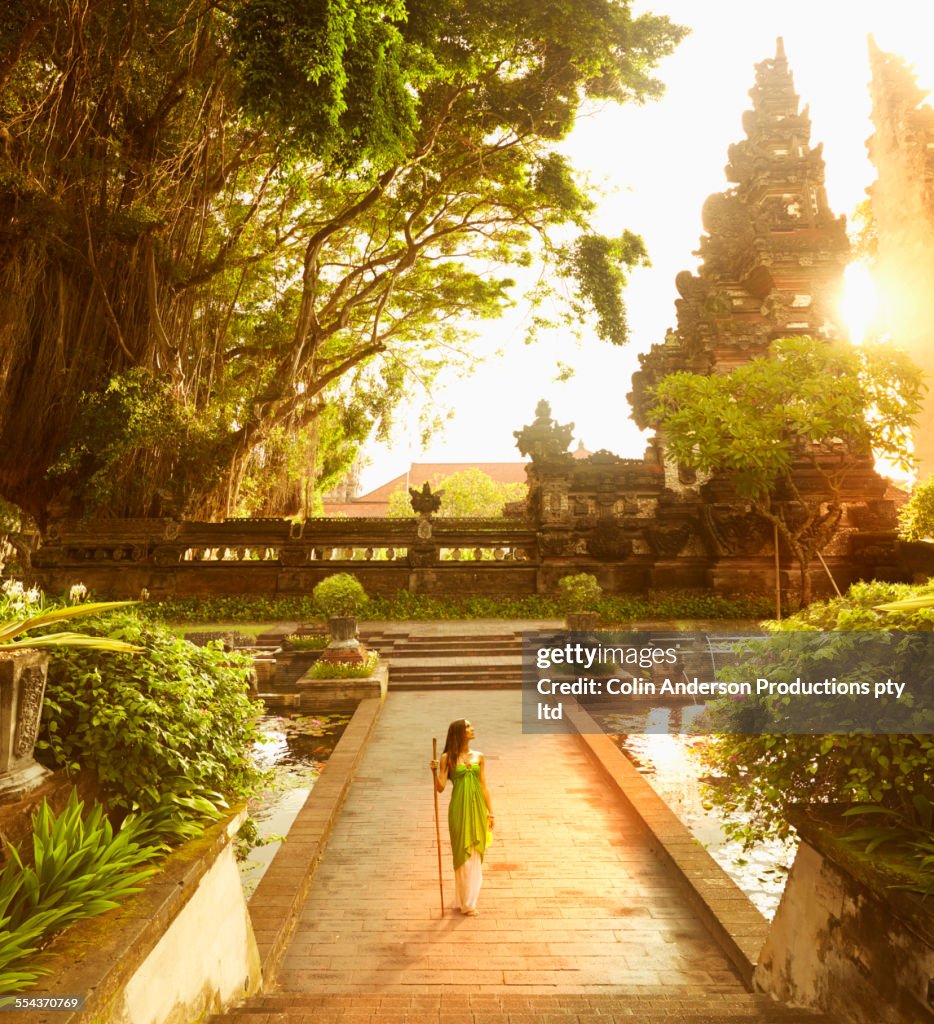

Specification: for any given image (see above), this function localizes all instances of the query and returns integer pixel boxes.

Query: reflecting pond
[238,711,350,900]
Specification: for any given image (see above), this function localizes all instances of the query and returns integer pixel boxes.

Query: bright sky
[358,0,934,493]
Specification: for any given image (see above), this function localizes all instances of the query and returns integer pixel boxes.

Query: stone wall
[22,814,261,1024]
[755,825,934,1023]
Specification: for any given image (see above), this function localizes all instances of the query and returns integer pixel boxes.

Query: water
[238,712,350,899]
[599,705,795,920]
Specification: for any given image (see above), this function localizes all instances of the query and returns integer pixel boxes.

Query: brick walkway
[275,689,741,994]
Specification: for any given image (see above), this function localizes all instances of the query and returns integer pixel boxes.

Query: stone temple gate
[27,42,917,603]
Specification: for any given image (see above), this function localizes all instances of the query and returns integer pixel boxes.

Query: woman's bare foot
[462,907,479,916]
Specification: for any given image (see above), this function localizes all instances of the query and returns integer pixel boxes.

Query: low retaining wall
[247,695,384,986]
[755,823,934,1024]
[20,812,260,1024]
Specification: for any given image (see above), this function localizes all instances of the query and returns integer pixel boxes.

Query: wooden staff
[432,737,444,914]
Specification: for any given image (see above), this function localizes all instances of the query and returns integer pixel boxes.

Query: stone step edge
[241,995,821,1011]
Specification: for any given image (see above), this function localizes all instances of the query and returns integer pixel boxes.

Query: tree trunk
[798,559,813,608]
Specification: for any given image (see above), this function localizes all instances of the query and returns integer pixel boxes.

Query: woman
[430,718,494,916]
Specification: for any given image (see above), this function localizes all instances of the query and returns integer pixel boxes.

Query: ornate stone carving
[514,400,574,461]
[646,524,694,558]
[14,666,45,760]
[409,482,443,516]
[702,506,772,557]
[586,518,632,562]
[152,545,183,567]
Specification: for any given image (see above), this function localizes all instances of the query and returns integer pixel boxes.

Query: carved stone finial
[409,481,443,516]
[514,401,574,461]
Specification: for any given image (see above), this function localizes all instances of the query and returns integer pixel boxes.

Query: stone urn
[0,649,52,800]
[318,616,368,665]
[566,611,600,632]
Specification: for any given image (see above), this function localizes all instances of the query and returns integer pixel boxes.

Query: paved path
[276,689,740,994]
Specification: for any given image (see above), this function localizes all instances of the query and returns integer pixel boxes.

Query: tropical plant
[119,781,230,849]
[39,612,262,810]
[0,599,141,654]
[0,789,161,992]
[840,795,934,896]
[557,573,603,611]
[284,634,329,651]
[312,574,369,619]
[650,336,923,605]
[897,476,934,542]
[699,580,934,847]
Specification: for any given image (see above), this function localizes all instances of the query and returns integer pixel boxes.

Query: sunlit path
[274,689,740,994]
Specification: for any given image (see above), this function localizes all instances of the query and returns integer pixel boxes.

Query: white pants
[454,850,483,911]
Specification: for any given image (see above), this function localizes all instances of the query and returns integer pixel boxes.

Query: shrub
[39,612,263,810]
[699,580,934,846]
[312,574,368,618]
[898,476,934,541]
[136,590,771,624]
[557,573,602,611]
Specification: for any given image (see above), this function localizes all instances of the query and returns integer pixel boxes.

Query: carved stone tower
[630,38,849,426]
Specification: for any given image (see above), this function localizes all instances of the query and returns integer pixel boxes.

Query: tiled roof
[323,461,529,517]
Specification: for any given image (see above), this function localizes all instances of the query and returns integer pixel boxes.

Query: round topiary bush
[557,572,602,611]
[313,573,369,619]
[38,611,263,810]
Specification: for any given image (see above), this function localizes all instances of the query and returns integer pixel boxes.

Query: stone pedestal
[0,649,52,801]
[318,617,368,665]
[565,612,600,631]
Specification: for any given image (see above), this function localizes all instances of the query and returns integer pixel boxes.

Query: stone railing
[29,516,541,599]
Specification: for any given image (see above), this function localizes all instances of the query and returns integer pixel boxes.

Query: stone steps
[214,991,838,1023]
[364,631,524,690]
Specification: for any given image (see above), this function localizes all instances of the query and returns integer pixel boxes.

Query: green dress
[448,761,492,870]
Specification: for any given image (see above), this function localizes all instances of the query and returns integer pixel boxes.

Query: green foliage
[284,634,329,650]
[312,574,369,618]
[39,613,263,810]
[0,597,141,653]
[138,590,770,624]
[897,476,934,541]
[557,573,603,611]
[0,789,161,993]
[840,796,934,896]
[308,651,379,679]
[559,231,650,346]
[47,370,235,519]
[118,784,230,849]
[386,469,527,518]
[232,0,415,168]
[0,0,686,521]
[651,336,924,605]
[699,580,934,848]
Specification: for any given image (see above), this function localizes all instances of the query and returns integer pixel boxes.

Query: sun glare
[840,262,882,345]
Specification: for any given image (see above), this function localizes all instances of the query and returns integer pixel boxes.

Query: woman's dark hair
[442,719,469,773]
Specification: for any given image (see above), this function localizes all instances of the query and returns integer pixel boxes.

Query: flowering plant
[0,580,140,653]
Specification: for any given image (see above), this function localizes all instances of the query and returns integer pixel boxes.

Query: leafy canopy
[652,336,921,498]
[650,336,923,605]
[0,0,686,523]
